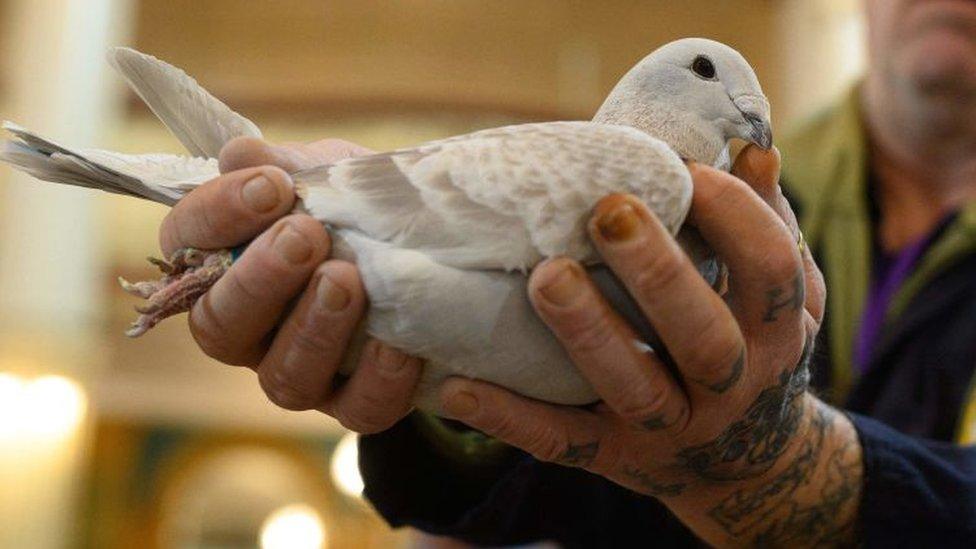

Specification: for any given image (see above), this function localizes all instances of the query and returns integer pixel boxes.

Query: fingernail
[317,272,349,312]
[274,224,313,264]
[376,344,411,374]
[596,200,643,242]
[242,175,279,213]
[539,264,582,306]
[444,390,479,417]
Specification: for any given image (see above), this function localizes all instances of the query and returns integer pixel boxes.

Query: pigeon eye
[691,56,716,80]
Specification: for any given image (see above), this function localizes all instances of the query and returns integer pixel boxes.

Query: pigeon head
[594,37,772,168]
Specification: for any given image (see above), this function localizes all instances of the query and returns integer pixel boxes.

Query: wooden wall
[132,0,783,122]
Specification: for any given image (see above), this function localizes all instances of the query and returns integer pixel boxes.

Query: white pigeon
[0,38,772,411]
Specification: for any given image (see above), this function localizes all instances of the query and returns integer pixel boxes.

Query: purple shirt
[854,215,956,372]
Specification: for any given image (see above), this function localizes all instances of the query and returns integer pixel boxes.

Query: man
[155,0,976,545]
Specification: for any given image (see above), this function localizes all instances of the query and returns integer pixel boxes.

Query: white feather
[1,121,216,205]
[297,122,692,271]
[106,46,262,159]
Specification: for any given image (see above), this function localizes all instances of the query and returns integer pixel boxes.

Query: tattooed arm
[438,146,865,547]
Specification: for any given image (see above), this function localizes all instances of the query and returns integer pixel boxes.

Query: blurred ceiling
[132,0,783,122]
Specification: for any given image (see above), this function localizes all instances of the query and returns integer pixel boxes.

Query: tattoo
[640,415,669,431]
[621,465,687,497]
[708,406,831,535]
[763,271,805,322]
[677,342,813,481]
[708,403,861,546]
[558,441,600,467]
[696,348,746,394]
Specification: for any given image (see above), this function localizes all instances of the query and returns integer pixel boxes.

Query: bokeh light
[330,432,364,498]
[259,504,327,549]
[0,373,87,441]
[0,373,27,441]
[21,375,87,439]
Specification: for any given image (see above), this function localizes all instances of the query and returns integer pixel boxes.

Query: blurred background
[0,1,865,547]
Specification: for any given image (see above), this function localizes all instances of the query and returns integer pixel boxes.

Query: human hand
[157,137,423,433]
[437,146,862,546]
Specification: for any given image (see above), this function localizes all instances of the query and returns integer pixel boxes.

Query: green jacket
[781,87,976,443]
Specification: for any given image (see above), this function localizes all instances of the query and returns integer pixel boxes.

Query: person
[154,0,976,545]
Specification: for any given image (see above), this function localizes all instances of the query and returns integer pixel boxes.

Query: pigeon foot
[119,248,232,337]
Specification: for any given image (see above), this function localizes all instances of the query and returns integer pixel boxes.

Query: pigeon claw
[120,247,233,337]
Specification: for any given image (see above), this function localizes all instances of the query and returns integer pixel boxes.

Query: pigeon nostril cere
[274,225,314,264]
[242,175,279,213]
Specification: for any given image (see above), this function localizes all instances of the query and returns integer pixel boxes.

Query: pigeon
[0,38,772,411]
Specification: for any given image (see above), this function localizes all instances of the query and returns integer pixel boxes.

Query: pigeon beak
[732,94,773,150]
[744,112,773,150]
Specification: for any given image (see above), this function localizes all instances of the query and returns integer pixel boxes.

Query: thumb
[218,136,375,174]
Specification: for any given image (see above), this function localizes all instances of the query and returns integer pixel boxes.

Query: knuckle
[685,324,742,373]
[466,400,519,440]
[218,136,272,173]
[616,383,670,425]
[533,429,573,464]
[198,192,242,244]
[189,295,251,365]
[561,309,619,356]
[694,167,741,206]
[631,250,687,297]
[334,397,400,434]
[312,138,372,160]
[693,340,744,384]
[762,248,801,286]
[289,320,337,358]
[588,434,622,474]
[222,264,268,305]
[259,367,322,411]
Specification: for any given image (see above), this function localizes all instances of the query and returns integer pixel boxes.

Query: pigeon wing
[296,121,692,271]
[107,47,262,159]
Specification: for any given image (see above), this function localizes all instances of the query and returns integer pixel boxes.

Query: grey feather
[107,47,262,158]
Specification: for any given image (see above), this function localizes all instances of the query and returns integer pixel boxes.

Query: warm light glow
[259,504,326,549]
[330,432,364,498]
[0,373,27,440]
[21,375,87,439]
[0,373,87,441]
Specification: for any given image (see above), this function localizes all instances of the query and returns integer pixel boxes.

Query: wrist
[671,394,864,547]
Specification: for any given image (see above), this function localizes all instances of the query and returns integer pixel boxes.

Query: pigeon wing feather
[296,121,692,271]
[107,47,262,159]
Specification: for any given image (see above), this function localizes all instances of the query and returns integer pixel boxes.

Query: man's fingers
[218,136,375,174]
[322,339,424,434]
[731,144,781,197]
[528,257,690,430]
[439,377,616,472]
[188,214,330,366]
[256,260,366,410]
[159,166,295,257]
[586,194,746,400]
[732,145,825,325]
[686,164,804,331]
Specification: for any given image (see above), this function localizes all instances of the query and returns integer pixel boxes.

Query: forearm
[667,395,863,547]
